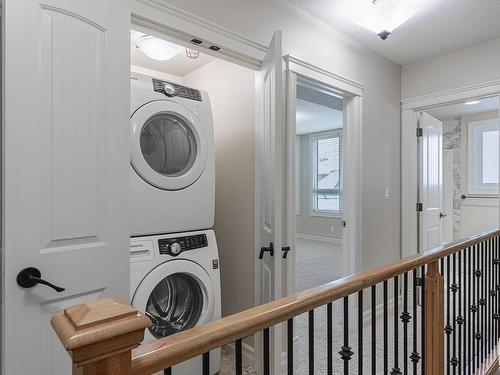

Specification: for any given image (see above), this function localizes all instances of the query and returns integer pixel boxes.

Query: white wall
[402,38,500,99]
[184,60,256,317]
[147,0,402,273]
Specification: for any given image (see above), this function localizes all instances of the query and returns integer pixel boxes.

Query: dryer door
[130,101,208,190]
[132,260,215,339]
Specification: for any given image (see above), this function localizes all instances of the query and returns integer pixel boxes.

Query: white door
[2,0,130,374]
[418,112,444,251]
[255,31,285,374]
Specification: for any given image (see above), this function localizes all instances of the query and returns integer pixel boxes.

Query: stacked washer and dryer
[129,73,221,375]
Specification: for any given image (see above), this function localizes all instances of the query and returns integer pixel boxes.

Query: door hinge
[342,220,347,228]
[416,202,423,212]
[416,128,423,137]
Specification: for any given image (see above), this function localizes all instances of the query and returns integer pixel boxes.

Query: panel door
[255,31,286,374]
[2,0,130,373]
[419,112,444,251]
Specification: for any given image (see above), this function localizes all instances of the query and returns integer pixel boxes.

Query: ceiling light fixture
[352,0,425,40]
[135,35,182,61]
[464,100,481,105]
[186,48,200,59]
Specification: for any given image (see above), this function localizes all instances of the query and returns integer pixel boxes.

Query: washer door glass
[145,273,203,338]
[140,114,197,177]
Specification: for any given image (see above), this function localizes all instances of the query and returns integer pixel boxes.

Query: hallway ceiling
[285,0,500,65]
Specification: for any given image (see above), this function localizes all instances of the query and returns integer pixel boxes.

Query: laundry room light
[135,35,182,61]
[465,100,481,106]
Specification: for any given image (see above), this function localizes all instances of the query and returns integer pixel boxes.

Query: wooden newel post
[424,261,445,374]
[51,298,151,375]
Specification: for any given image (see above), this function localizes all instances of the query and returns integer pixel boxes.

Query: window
[468,119,499,195]
[311,130,343,215]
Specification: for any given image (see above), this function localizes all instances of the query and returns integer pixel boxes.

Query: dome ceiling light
[135,35,182,61]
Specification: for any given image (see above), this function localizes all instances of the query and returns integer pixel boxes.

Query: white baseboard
[296,233,343,245]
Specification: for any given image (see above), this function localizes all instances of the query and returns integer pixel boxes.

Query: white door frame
[285,56,364,295]
[401,79,500,258]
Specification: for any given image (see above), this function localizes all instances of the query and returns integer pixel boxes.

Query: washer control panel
[152,78,202,101]
[158,234,208,256]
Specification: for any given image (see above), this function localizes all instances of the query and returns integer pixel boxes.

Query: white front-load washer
[130,73,215,236]
[130,229,221,375]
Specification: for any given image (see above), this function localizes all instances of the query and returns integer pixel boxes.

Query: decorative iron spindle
[421,266,425,375]
[401,272,410,374]
[391,276,402,375]
[468,246,472,375]
[164,368,171,375]
[235,339,242,375]
[358,291,363,375]
[410,269,420,375]
[327,303,332,375]
[457,250,464,373]
[384,280,389,375]
[287,319,293,375]
[202,352,210,375]
[371,285,376,375]
[309,309,314,375]
[445,256,452,375]
[451,254,458,373]
[263,328,270,375]
[339,296,353,375]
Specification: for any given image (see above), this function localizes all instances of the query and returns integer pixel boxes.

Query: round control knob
[163,83,176,97]
[170,242,181,255]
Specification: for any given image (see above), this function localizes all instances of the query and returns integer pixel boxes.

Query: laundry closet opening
[129,27,257,374]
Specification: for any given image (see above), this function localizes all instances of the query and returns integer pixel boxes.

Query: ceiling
[131,30,215,77]
[285,0,500,65]
[296,99,343,135]
[426,96,499,120]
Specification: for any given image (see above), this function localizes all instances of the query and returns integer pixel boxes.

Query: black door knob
[259,242,274,259]
[16,267,65,292]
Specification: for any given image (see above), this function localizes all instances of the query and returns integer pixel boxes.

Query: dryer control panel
[152,78,202,102]
[158,234,208,256]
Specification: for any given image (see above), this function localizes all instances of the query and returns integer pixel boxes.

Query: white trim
[285,55,364,97]
[296,233,343,246]
[402,79,500,110]
[131,0,265,70]
[401,80,500,258]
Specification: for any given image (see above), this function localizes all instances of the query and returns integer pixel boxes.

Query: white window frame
[309,129,343,217]
[467,119,499,196]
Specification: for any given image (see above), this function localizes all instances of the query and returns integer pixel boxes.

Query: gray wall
[184,60,256,317]
[296,135,343,239]
[402,38,500,99]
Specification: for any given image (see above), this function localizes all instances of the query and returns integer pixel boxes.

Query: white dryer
[130,229,221,375]
[130,73,215,236]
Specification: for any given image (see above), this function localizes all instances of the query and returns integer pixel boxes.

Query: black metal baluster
[496,236,500,342]
[445,256,452,375]
[358,291,363,375]
[441,257,445,276]
[472,244,477,372]
[327,303,333,375]
[451,254,458,372]
[384,280,388,375]
[309,310,314,375]
[421,266,425,375]
[466,247,474,374]
[401,272,410,375]
[164,368,171,375]
[340,296,354,375]
[371,285,376,375]
[288,319,293,375]
[235,339,243,375]
[411,269,420,375]
[479,241,486,363]
[457,250,464,373]
[476,243,481,369]
[488,239,492,354]
[202,352,210,375]
[391,276,402,375]
[263,328,270,375]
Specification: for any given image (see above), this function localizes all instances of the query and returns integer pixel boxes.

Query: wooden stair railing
[52,228,500,375]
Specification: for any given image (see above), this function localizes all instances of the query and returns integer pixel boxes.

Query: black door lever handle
[17,267,65,293]
[282,246,291,259]
[259,242,274,259]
